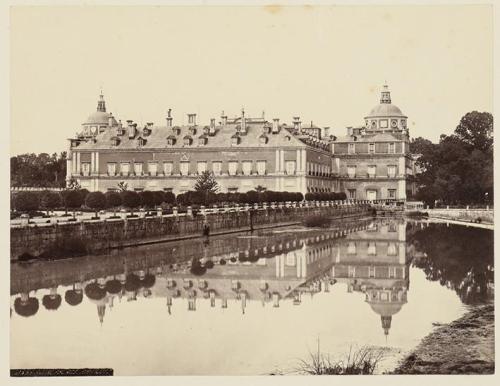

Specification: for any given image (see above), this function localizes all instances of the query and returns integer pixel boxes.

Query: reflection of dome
[368,301,404,316]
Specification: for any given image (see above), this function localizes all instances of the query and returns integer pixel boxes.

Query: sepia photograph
[4,0,496,381]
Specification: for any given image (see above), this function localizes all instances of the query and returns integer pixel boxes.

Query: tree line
[410,111,493,207]
[11,152,67,188]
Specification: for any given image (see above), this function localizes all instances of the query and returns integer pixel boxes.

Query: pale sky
[10,5,493,155]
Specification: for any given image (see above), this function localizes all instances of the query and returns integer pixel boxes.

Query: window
[348,143,355,154]
[256,160,266,175]
[348,266,356,278]
[120,162,130,175]
[164,162,173,175]
[107,163,116,176]
[197,161,207,174]
[347,242,356,255]
[367,165,376,178]
[389,142,395,154]
[388,267,397,278]
[285,160,296,175]
[368,242,377,255]
[180,162,189,175]
[388,165,396,178]
[388,243,397,256]
[347,165,356,178]
[379,119,388,128]
[369,143,375,154]
[134,163,143,175]
[148,162,158,176]
[348,189,356,199]
[81,162,91,176]
[369,266,376,278]
[388,189,397,199]
[242,161,252,175]
[388,222,397,232]
[212,161,222,175]
[228,161,238,176]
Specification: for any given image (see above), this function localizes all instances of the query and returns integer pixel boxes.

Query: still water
[10,218,494,375]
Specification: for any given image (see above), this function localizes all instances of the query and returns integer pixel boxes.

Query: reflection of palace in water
[11,218,411,336]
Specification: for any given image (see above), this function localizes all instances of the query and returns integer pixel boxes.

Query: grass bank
[392,304,494,374]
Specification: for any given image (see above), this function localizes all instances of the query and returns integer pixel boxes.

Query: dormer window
[166,135,176,146]
[137,137,147,147]
[231,133,240,145]
[110,136,120,146]
[235,124,242,133]
[263,123,272,134]
[198,135,208,146]
[189,126,197,136]
[142,126,152,137]
[117,127,126,136]
[183,135,193,146]
[284,135,291,141]
[173,126,181,135]
[203,126,210,135]
[259,134,269,145]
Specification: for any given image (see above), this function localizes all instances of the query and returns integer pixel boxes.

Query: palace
[66,85,414,200]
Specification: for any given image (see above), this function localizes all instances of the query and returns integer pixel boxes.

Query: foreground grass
[272,343,387,375]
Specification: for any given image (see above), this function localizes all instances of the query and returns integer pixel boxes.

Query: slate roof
[74,120,331,151]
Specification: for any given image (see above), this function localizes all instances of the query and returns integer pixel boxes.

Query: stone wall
[11,204,370,261]
[426,208,493,225]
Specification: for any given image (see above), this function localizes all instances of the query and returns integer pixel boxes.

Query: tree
[164,191,176,205]
[66,177,81,190]
[254,185,267,192]
[194,171,219,194]
[105,191,122,217]
[40,191,62,215]
[61,189,84,218]
[152,191,166,207]
[13,191,40,213]
[139,190,156,210]
[117,181,128,191]
[85,192,107,218]
[454,111,493,152]
[11,152,67,188]
[120,190,141,215]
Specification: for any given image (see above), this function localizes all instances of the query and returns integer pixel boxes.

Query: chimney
[221,111,227,126]
[108,113,114,127]
[166,109,173,128]
[272,118,280,134]
[188,113,196,125]
[209,118,216,135]
[347,127,353,136]
[324,127,330,138]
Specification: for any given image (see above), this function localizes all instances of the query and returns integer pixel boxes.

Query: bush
[139,190,156,209]
[85,192,107,217]
[61,189,84,216]
[40,191,62,215]
[13,191,40,213]
[164,191,176,205]
[121,191,141,214]
[152,191,166,206]
[105,191,122,211]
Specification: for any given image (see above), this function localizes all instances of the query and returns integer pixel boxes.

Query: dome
[84,111,112,125]
[366,103,405,118]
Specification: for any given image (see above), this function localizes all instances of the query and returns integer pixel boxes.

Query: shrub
[139,190,156,209]
[40,191,61,215]
[13,191,40,213]
[61,189,84,217]
[120,190,141,215]
[152,191,166,207]
[164,191,176,205]
[105,191,122,214]
[85,192,107,217]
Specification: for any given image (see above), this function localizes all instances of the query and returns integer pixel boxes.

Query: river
[10,217,494,375]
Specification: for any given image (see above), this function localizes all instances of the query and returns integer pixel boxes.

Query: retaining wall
[425,208,493,225]
[11,204,371,261]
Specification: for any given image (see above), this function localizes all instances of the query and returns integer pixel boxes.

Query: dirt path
[393,304,494,374]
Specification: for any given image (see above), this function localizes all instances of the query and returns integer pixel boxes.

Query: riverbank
[393,304,494,374]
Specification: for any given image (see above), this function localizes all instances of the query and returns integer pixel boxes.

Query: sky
[10,5,493,155]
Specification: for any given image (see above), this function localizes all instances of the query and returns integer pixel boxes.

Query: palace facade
[67,85,414,200]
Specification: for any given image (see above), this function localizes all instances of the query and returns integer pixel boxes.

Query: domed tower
[364,84,408,134]
[80,92,118,137]
[366,287,408,337]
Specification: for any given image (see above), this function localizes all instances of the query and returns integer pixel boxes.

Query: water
[10,218,494,375]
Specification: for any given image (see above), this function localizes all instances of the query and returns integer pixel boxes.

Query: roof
[368,300,405,316]
[365,103,406,119]
[334,132,405,143]
[74,120,330,151]
[83,111,116,126]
